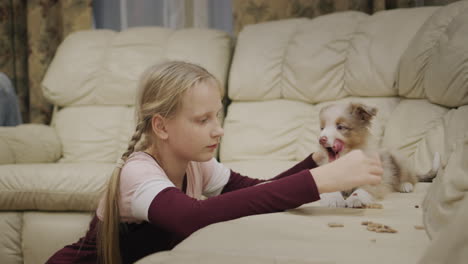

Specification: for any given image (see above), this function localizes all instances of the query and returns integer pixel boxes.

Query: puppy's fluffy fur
[316,102,439,208]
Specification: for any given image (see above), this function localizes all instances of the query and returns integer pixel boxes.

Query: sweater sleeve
[147,169,320,239]
[221,153,318,194]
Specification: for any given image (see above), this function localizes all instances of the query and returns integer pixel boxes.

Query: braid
[135,133,151,152]
[98,119,150,264]
[122,119,148,159]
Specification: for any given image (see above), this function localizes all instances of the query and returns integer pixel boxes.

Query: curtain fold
[162,0,210,29]
[0,0,92,124]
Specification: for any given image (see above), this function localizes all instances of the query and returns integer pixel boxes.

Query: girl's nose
[212,125,224,138]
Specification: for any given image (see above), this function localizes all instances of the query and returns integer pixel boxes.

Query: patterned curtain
[232,0,461,35]
[386,0,461,9]
[0,0,93,124]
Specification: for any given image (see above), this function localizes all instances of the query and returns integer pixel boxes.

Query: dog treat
[361,221,397,233]
[352,203,384,209]
[414,225,425,230]
[367,225,397,233]
[328,222,344,228]
[415,205,419,208]
[365,203,383,209]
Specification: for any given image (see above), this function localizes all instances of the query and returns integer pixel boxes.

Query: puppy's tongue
[333,139,344,159]
[333,139,344,155]
[327,139,345,162]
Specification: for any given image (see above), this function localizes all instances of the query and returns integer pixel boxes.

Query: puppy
[315,102,439,208]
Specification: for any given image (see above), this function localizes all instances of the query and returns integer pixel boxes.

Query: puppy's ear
[350,103,377,122]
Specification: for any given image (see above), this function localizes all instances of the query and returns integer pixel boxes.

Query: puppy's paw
[346,196,368,208]
[399,182,414,193]
[345,189,374,208]
[320,192,346,208]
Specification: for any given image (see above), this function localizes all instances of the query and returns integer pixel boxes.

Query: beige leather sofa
[1,1,468,264]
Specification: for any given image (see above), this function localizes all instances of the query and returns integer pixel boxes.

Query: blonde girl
[47,61,383,264]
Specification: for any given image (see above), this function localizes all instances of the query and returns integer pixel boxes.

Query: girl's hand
[311,152,326,165]
[310,150,383,194]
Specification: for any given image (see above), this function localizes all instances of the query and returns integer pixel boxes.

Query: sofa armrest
[0,124,62,164]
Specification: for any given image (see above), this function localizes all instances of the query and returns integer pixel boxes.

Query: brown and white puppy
[316,102,439,208]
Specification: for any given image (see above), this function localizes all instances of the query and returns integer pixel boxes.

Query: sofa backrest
[397,1,468,107]
[220,2,468,177]
[41,27,232,163]
[228,8,437,102]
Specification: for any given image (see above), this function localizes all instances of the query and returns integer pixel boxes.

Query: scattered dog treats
[414,225,425,230]
[361,221,397,233]
[328,222,344,228]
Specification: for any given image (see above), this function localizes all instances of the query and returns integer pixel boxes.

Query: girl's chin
[192,153,215,162]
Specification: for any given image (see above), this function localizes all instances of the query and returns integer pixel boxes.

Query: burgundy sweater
[46,155,319,264]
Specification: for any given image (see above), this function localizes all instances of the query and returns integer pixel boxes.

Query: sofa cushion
[54,105,134,163]
[381,99,448,176]
[0,163,113,211]
[441,105,468,164]
[42,27,232,107]
[156,183,431,264]
[138,251,326,264]
[423,132,468,239]
[22,212,92,264]
[0,124,61,164]
[397,0,468,107]
[344,7,437,97]
[382,101,468,177]
[0,212,22,264]
[228,8,437,103]
[419,193,468,264]
[221,99,316,162]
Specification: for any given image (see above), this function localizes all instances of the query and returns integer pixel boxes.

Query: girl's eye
[200,118,208,124]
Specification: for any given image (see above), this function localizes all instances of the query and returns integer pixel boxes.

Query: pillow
[0,124,61,164]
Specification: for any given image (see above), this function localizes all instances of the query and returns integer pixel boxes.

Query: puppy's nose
[319,136,328,145]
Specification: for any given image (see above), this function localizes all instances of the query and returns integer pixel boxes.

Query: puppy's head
[318,102,377,162]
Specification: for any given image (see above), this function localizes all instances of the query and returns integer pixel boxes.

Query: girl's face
[165,80,224,162]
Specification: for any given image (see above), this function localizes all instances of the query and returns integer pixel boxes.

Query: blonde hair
[97,61,222,264]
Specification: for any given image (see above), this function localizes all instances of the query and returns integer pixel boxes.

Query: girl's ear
[151,114,169,140]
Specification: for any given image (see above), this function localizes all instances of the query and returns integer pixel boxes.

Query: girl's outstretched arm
[148,169,319,240]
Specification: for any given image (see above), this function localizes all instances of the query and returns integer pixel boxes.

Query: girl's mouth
[207,144,218,149]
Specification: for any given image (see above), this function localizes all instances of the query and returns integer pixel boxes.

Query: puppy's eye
[320,127,324,131]
[337,124,347,130]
